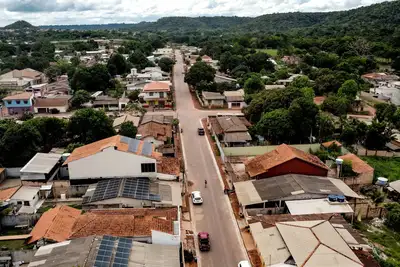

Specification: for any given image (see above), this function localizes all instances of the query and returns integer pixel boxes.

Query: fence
[356,148,400,157]
[1,213,40,228]
[214,133,226,163]
[350,200,388,220]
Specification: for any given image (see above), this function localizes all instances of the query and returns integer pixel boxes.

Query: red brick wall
[256,158,328,179]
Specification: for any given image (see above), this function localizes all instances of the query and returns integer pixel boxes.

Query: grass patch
[256,48,278,57]
[68,204,82,209]
[354,221,400,266]
[360,156,400,182]
[0,240,33,250]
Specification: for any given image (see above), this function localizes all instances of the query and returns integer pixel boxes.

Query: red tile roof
[339,153,374,174]
[3,92,33,101]
[143,82,170,92]
[0,186,20,201]
[245,144,329,178]
[321,140,342,148]
[138,122,172,142]
[34,97,71,108]
[28,206,81,244]
[63,135,162,165]
[70,208,177,238]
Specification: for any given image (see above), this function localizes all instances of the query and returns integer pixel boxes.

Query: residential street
[173,51,247,266]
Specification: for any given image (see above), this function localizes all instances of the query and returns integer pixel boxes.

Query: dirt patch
[190,90,204,110]
[229,192,241,219]
[248,249,262,267]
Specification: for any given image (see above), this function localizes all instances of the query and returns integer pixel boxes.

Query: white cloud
[0,0,392,26]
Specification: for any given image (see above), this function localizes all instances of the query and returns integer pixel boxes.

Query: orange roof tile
[157,157,181,176]
[339,153,374,174]
[0,186,20,201]
[246,144,329,178]
[321,140,342,148]
[63,135,161,165]
[143,82,170,92]
[3,92,33,101]
[313,96,326,105]
[70,208,177,238]
[138,122,172,142]
[28,206,81,244]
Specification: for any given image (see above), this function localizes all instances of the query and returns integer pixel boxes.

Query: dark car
[198,128,205,136]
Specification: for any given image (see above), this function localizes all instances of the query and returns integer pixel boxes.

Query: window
[24,201,30,206]
[159,92,164,98]
[23,100,28,104]
[141,163,156,173]
[149,92,154,96]
[7,101,12,105]
[17,201,22,205]
[16,100,20,104]
[232,102,241,108]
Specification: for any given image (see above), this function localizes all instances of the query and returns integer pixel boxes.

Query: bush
[385,203,400,232]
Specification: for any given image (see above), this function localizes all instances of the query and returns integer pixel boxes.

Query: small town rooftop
[20,153,61,174]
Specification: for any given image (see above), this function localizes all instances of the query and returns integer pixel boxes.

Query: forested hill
[39,0,400,35]
[4,20,36,29]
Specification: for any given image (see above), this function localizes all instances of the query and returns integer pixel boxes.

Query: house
[214,75,237,84]
[245,144,329,179]
[369,81,400,105]
[33,95,71,113]
[223,89,246,109]
[140,81,172,108]
[249,219,364,267]
[321,140,342,153]
[46,76,71,95]
[0,68,45,90]
[63,135,180,184]
[282,55,301,65]
[82,177,182,209]
[276,74,304,86]
[118,96,129,110]
[28,205,81,244]
[201,91,225,108]
[234,174,360,216]
[153,48,174,56]
[208,115,252,147]
[113,114,141,130]
[138,122,173,147]
[126,80,150,91]
[2,92,34,115]
[91,95,119,110]
[27,235,181,267]
[362,73,399,86]
[141,114,174,125]
[201,55,212,64]
[20,153,62,183]
[338,153,374,186]
[10,186,43,214]
[25,83,48,96]
[265,84,286,90]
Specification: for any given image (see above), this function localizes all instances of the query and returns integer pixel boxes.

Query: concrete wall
[34,105,68,113]
[227,101,245,109]
[1,213,40,227]
[68,147,157,180]
[6,167,22,178]
[20,172,45,181]
[69,184,89,197]
[152,230,180,246]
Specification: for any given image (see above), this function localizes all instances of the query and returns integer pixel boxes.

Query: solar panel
[141,142,153,156]
[119,136,131,144]
[121,178,161,202]
[90,179,122,203]
[127,139,140,153]
[94,237,118,267]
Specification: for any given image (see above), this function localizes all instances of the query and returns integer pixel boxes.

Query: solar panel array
[94,236,117,267]
[94,236,133,267]
[120,136,140,154]
[113,237,133,267]
[121,178,161,202]
[90,179,122,203]
[141,142,153,156]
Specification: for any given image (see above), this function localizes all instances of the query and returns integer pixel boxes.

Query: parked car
[238,260,251,267]
[191,191,203,205]
[198,232,210,251]
[198,128,205,135]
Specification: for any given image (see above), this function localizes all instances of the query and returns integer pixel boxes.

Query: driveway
[174,51,247,267]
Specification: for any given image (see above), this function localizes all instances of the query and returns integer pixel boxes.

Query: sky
[0,0,392,26]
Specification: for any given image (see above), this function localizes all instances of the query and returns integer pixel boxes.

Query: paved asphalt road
[173,51,247,267]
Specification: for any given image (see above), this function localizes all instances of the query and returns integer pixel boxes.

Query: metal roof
[234,174,359,206]
[223,132,252,143]
[20,153,61,174]
[285,199,354,215]
[10,186,39,201]
[216,116,248,133]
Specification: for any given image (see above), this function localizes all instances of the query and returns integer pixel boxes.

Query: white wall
[34,105,68,113]
[68,147,157,180]
[227,101,245,109]
[151,230,180,246]
[143,92,168,100]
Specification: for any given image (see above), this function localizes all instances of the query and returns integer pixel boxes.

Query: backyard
[256,48,278,57]
[360,156,400,182]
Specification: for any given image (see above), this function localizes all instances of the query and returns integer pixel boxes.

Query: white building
[370,81,400,105]
[20,153,62,182]
[10,186,44,214]
[224,89,246,109]
[0,68,45,90]
[64,135,179,183]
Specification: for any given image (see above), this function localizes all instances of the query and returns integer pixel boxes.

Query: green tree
[158,57,175,73]
[244,75,264,94]
[256,109,294,144]
[128,51,154,71]
[0,124,42,167]
[245,52,275,72]
[127,90,140,102]
[321,96,351,116]
[274,68,290,79]
[291,76,313,89]
[70,64,112,92]
[107,53,127,75]
[338,79,359,101]
[385,203,400,231]
[392,56,400,72]
[65,142,84,153]
[71,90,93,108]
[184,61,216,89]
[288,97,319,142]
[25,117,67,152]
[119,121,138,138]
[301,87,315,100]
[316,113,335,142]
[365,121,392,150]
[68,109,116,144]
[375,103,397,123]
[70,56,80,67]
[44,65,61,83]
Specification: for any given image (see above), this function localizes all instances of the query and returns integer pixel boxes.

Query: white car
[191,191,203,205]
[238,261,251,267]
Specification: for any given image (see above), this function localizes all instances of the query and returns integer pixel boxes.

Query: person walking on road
[204,179,207,188]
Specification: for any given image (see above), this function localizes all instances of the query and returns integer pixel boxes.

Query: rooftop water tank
[328,194,337,202]
[377,177,388,186]
[336,195,346,203]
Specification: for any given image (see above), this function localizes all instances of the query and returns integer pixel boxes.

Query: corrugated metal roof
[20,153,61,174]
[285,199,354,215]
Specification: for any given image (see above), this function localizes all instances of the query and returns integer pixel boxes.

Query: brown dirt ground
[248,249,262,267]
